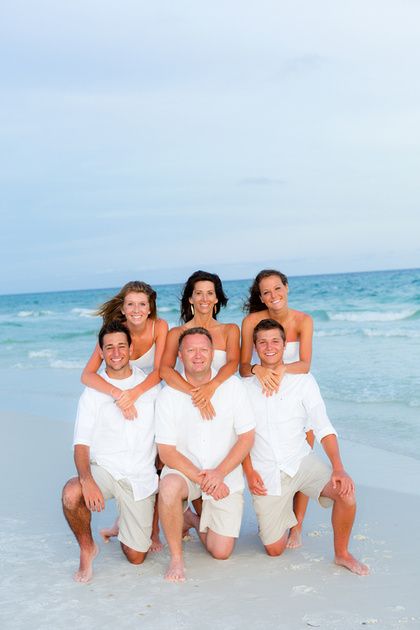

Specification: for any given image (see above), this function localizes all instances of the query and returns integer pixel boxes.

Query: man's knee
[332,489,356,508]
[264,533,288,557]
[207,535,235,560]
[62,478,83,510]
[121,543,147,565]
[159,475,187,507]
[209,547,233,560]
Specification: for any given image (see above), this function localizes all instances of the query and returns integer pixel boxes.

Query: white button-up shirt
[155,372,256,500]
[244,373,337,496]
[73,366,160,501]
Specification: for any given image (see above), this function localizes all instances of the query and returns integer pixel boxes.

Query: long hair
[180,270,228,323]
[96,281,157,326]
[244,269,288,314]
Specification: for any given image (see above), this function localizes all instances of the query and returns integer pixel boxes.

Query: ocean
[0,268,419,459]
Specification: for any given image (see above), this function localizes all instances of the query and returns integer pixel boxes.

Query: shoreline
[1,409,420,629]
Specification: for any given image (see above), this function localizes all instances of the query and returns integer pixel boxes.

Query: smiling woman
[160,270,240,421]
[81,280,168,421]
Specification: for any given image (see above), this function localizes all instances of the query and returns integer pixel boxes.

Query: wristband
[250,364,257,375]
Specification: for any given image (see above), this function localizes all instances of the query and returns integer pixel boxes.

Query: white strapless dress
[130,343,155,375]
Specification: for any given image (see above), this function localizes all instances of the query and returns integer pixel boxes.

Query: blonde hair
[96,281,157,326]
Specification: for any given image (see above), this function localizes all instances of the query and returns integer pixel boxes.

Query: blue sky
[1,1,419,293]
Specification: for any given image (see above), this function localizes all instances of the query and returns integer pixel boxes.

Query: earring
[190,304,195,316]
[213,305,217,315]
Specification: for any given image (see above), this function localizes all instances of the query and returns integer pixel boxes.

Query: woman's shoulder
[242,310,268,326]
[290,309,313,329]
[154,317,169,333]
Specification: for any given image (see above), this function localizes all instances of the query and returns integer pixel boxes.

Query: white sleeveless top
[130,321,156,375]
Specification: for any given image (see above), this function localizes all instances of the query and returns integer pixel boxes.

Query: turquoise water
[0,268,419,458]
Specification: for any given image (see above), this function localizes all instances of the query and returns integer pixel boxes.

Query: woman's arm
[159,327,194,394]
[284,313,313,374]
[239,315,256,377]
[81,344,122,398]
[190,323,240,406]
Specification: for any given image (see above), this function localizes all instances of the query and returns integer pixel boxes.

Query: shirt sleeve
[73,388,97,447]
[301,375,337,442]
[155,389,177,445]
[232,378,257,435]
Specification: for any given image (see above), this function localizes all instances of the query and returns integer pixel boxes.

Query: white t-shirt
[155,372,256,500]
[244,373,337,496]
[73,366,160,501]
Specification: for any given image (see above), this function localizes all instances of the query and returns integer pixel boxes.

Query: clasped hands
[112,387,138,420]
[197,468,229,500]
[190,380,218,420]
[253,364,287,397]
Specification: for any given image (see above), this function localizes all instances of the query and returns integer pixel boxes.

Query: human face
[254,328,285,368]
[122,292,150,326]
[99,332,132,376]
[189,281,218,316]
[259,275,288,312]
[179,333,214,378]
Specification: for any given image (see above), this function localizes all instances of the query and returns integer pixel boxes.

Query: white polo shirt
[73,366,160,501]
[155,371,256,500]
[244,373,337,496]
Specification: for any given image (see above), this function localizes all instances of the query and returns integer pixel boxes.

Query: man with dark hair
[156,327,255,582]
[243,319,369,575]
[62,322,160,582]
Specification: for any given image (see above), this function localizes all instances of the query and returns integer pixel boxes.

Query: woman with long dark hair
[240,269,314,549]
[160,270,240,419]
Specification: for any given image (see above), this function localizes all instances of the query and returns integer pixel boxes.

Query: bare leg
[183,508,235,560]
[182,497,202,538]
[287,492,309,549]
[287,430,314,548]
[321,482,369,576]
[100,518,119,543]
[264,532,289,557]
[150,494,163,552]
[120,543,147,565]
[158,475,189,582]
[62,478,99,583]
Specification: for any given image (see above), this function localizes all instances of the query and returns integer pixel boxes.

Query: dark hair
[178,326,213,349]
[244,269,288,314]
[96,281,157,326]
[98,320,132,349]
[252,318,286,344]
[180,270,228,323]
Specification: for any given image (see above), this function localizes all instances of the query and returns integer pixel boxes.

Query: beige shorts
[91,465,155,553]
[252,453,333,546]
[160,466,244,538]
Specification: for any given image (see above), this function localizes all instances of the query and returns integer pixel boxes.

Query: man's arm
[198,429,255,492]
[157,444,202,484]
[74,444,105,512]
[242,453,267,495]
[321,434,354,496]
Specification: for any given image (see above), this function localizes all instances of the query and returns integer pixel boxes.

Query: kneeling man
[156,327,255,582]
[62,320,159,582]
[243,319,369,575]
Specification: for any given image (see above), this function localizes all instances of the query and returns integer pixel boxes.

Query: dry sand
[1,410,420,630]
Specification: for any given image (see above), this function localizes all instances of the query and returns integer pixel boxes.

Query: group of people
[62,269,369,583]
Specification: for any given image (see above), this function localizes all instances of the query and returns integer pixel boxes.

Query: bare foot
[164,558,186,582]
[335,553,370,576]
[99,522,119,543]
[150,534,164,553]
[286,526,302,549]
[74,543,99,583]
[183,507,199,532]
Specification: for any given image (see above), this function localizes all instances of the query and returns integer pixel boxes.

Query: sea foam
[328,309,416,322]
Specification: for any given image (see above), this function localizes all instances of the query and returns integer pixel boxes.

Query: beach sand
[1,409,420,630]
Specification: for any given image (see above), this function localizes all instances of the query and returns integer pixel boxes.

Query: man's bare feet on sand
[150,534,164,552]
[99,521,119,543]
[335,553,369,576]
[286,526,302,549]
[74,542,99,583]
[164,558,186,582]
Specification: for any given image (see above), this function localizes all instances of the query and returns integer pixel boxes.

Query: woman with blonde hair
[81,280,168,550]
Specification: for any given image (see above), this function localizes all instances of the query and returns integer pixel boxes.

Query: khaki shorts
[252,453,333,546]
[160,466,244,538]
[91,465,155,553]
